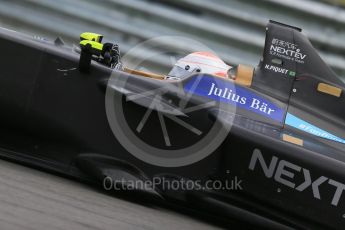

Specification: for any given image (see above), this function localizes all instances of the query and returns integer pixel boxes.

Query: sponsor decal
[270,38,307,64]
[249,149,345,207]
[184,75,285,122]
[285,113,345,144]
[264,64,296,77]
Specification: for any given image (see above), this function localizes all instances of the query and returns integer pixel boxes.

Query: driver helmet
[168,52,232,79]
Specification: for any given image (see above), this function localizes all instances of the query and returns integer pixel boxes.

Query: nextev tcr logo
[270,38,307,64]
[249,149,345,207]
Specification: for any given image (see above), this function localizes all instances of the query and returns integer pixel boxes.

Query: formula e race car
[0,20,344,230]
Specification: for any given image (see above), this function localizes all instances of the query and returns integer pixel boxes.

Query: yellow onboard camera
[78,32,120,73]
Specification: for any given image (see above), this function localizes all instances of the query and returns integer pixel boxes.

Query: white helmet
[168,52,231,79]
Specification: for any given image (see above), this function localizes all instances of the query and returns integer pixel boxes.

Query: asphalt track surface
[0,159,223,230]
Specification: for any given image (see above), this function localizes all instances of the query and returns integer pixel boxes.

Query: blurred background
[0,0,344,81]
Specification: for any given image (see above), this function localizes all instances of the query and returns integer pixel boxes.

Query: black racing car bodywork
[0,21,344,229]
